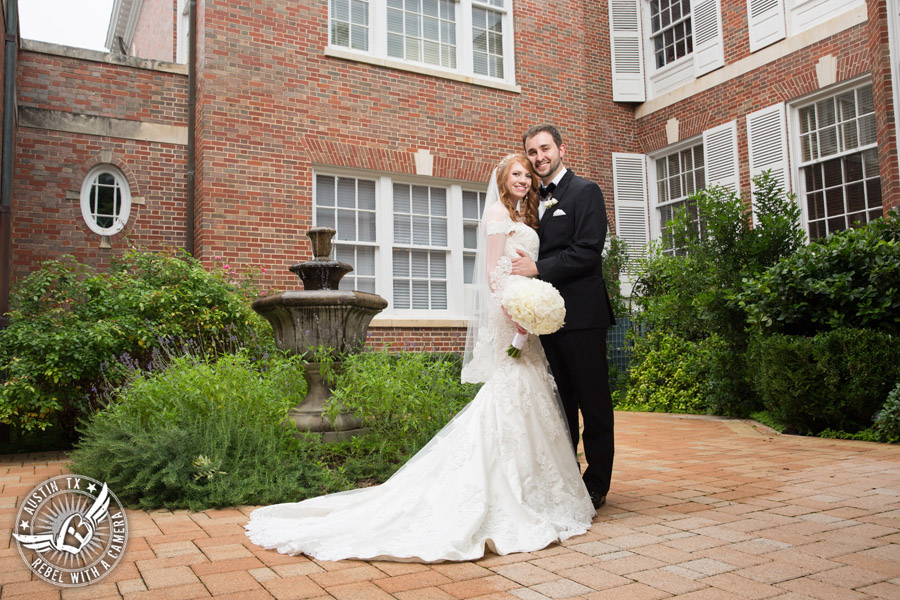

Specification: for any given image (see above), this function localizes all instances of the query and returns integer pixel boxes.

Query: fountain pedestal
[252,227,388,442]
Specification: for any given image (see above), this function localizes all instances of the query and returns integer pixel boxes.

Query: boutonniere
[544,197,558,209]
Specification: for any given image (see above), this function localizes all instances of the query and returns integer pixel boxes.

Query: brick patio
[2,411,899,599]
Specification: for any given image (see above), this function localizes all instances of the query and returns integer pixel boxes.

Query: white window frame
[638,0,723,99]
[326,0,518,91]
[312,168,482,319]
[80,165,132,236]
[648,137,705,253]
[641,0,696,96]
[788,77,881,241]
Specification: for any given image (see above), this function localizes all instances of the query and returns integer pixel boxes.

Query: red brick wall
[12,50,188,278]
[366,327,467,354]
[192,0,626,294]
[0,2,7,181]
[131,0,176,62]
[16,51,188,125]
[869,0,900,212]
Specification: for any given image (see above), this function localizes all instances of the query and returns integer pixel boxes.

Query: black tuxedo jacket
[536,169,616,330]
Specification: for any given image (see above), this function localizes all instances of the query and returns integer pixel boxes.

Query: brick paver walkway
[2,412,899,599]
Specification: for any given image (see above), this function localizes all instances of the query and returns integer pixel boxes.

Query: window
[387,0,456,69]
[392,183,448,309]
[314,171,484,317]
[649,0,692,68]
[328,0,514,84]
[79,165,132,236]
[472,0,505,78]
[461,190,488,283]
[635,0,723,98]
[653,142,705,254]
[331,0,369,51]
[796,83,881,240]
[315,175,378,293]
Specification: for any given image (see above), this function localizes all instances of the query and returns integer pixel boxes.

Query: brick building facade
[2,0,899,350]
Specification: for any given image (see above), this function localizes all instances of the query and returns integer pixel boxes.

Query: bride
[244,154,595,562]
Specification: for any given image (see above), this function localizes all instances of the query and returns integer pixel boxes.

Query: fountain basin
[253,290,388,360]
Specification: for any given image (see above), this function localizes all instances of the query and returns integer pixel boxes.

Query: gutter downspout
[186,0,196,256]
[1,0,19,330]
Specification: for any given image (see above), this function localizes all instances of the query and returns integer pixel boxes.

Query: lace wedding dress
[245,215,595,563]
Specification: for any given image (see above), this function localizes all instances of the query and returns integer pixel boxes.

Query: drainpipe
[1,0,19,330]
[186,0,196,256]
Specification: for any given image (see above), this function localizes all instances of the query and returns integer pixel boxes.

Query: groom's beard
[534,156,563,183]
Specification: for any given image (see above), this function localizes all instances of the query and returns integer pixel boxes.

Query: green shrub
[701,336,756,417]
[328,351,478,449]
[69,353,325,510]
[873,383,900,443]
[749,328,900,434]
[635,171,804,343]
[71,349,479,510]
[739,211,900,336]
[603,235,630,319]
[617,331,711,414]
[629,171,804,416]
[0,250,271,436]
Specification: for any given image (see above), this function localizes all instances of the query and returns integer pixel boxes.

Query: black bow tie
[539,183,556,199]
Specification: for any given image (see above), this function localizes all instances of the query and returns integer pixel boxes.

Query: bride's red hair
[495,154,539,230]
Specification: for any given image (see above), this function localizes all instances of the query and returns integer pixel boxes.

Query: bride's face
[505,160,533,202]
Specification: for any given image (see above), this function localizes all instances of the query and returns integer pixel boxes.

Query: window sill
[370,317,468,328]
[325,47,521,94]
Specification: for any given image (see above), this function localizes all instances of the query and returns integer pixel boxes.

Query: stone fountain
[252,227,388,442]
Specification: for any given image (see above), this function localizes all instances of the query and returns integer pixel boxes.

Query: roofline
[105,0,144,54]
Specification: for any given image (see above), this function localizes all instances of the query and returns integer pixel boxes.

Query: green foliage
[69,353,327,510]
[817,428,882,442]
[629,172,805,416]
[739,210,900,336]
[873,382,900,443]
[617,331,712,414]
[748,328,900,435]
[0,250,271,436]
[328,350,478,449]
[603,235,630,318]
[748,411,784,433]
[634,172,805,341]
[70,349,480,510]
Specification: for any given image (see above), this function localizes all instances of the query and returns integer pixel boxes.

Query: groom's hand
[510,249,538,277]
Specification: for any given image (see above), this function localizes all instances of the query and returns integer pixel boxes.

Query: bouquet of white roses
[501,278,566,358]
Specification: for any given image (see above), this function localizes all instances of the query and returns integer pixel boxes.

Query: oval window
[79,165,132,236]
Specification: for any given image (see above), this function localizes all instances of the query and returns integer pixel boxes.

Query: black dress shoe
[589,492,606,508]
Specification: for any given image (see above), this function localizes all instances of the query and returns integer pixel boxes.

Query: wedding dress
[245,209,595,563]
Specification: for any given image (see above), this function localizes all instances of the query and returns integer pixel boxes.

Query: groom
[511,124,616,508]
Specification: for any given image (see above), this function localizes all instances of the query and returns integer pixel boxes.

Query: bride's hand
[503,306,528,335]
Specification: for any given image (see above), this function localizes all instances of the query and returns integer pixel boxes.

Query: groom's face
[524,132,566,184]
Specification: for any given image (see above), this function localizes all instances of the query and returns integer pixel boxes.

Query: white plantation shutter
[612,153,650,296]
[691,0,725,76]
[703,121,739,192]
[747,102,790,212]
[747,0,785,52]
[609,0,646,102]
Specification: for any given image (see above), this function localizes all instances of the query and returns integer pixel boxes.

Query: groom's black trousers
[541,327,614,497]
